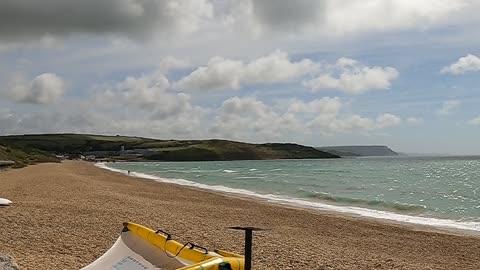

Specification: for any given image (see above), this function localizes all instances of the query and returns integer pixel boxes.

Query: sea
[98,156,480,233]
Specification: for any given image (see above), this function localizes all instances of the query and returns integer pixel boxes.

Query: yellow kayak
[82,222,244,270]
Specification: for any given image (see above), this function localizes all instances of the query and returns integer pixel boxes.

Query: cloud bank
[229,0,469,36]
[174,50,316,91]
[174,52,398,94]
[0,0,213,43]
[0,0,475,49]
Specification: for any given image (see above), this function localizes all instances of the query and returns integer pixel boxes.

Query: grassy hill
[0,144,59,168]
[0,134,339,161]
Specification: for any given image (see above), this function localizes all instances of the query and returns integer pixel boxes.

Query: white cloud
[468,116,480,126]
[174,50,317,91]
[7,73,65,104]
[174,57,243,90]
[243,51,317,83]
[308,113,375,135]
[157,56,191,73]
[0,102,206,139]
[288,97,342,115]
[98,72,198,119]
[1,70,209,138]
[209,96,402,140]
[175,54,398,94]
[436,100,461,115]
[376,113,402,129]
[307,110,401,135]
[324,0,466,35]
[210,96,299,141]
[0,89,404,142]
[291,98,401,135]
[303,58,399,94]
[0,0,475,48]
[441,54,480,74]
[114,73,170,107]
[406,117,423,125]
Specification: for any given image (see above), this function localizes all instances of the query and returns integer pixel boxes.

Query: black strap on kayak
[154,228,182,259]
[155,228,208,259]
[155,229,172,240]
[164,241,189,259]
[163,241,208,259]
[187,242,209,254]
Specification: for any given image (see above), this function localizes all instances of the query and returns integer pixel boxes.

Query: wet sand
[0,161,479,269]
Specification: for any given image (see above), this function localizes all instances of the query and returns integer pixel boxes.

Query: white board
[0,198,12,206]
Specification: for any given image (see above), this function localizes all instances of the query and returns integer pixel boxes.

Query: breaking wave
[298,189,426,212]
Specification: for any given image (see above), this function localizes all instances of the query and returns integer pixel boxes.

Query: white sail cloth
[81,231,185,270]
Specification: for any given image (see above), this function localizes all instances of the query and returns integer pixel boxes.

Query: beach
[1,161,479,270]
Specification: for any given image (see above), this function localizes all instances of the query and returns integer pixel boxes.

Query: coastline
[0,161,479,269]
[97,162,480,235]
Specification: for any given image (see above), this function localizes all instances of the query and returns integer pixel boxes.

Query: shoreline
[97,162,480,236]
[1,161,479,269]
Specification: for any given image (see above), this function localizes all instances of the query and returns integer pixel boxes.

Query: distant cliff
[316,145,398,157]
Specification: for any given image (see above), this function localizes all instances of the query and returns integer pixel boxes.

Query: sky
[1,0,480,155]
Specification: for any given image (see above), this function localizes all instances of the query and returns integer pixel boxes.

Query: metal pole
[227,226,268,270]
[244,229,253,270]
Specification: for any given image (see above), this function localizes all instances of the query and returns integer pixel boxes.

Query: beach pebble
[0,198,12,206]
[0,255,20,270]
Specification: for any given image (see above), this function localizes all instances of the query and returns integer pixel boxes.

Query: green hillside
[0,134,339,161]
[0,144,59,168]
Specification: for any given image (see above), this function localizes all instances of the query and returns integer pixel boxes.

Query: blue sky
[1,0,480,154]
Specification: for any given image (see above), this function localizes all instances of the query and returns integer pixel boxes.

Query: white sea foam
[222,169,236,173]
[96,162,480,233]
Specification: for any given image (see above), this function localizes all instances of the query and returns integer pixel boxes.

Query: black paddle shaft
[227,227,269,270]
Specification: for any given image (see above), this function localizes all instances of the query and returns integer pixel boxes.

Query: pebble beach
[1,161,480,269]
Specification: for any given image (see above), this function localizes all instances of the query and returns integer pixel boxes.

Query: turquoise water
[102,156,480,231]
